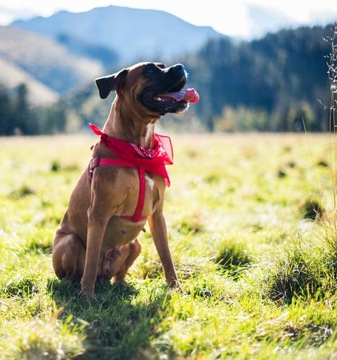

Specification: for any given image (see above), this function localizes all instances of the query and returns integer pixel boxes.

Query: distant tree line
[0,83,67,135]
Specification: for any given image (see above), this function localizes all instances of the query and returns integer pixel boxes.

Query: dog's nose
[166,64,186,77]
[171,64,185,72]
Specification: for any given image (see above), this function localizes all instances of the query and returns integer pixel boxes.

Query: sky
[0,0,337,38]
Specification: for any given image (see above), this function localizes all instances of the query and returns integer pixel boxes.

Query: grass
[1,132,337,359]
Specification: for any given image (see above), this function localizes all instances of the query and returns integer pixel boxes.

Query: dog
[52,62,199,298]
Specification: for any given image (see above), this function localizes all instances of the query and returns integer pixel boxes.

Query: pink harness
[88,123,173,223]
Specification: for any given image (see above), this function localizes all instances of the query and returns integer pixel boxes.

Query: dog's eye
[144,64,157,74]
[143,63,165,75]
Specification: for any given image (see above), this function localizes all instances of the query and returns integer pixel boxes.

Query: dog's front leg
[148,211,181,289]
[81,211,108,298]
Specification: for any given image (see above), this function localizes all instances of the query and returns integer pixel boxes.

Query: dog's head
[95,62,199,116]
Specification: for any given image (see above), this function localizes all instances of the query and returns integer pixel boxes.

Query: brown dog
[52,62,199,298]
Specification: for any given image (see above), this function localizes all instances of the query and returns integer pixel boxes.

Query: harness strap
[123,167,146,222]
[89,157,147,223]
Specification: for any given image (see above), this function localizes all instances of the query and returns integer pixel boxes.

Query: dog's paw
[79,289,95,301]
[168,280,184,293]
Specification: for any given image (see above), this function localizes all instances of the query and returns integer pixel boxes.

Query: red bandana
[89,123,173,186]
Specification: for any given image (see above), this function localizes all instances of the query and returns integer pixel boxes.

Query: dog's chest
[116,169,158,218]
[102,173,158,247]
[140,173,156,213]
[145,173,154,191]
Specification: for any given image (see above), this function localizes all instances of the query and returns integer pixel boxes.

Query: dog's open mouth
[139,71,199,115]
[153,88,199,104]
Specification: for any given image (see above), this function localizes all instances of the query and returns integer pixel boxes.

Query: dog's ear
[95,69,128,99]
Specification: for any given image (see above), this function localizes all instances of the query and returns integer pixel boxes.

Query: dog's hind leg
[98,239,141,283]
[52,233,85,282]
[114,239,142,283]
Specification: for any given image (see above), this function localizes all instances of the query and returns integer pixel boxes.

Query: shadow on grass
[47,278,170,360]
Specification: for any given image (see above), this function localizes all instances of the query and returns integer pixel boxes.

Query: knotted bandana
[89,123,173,186]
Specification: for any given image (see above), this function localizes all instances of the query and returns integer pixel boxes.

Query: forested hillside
[184,24,335,132]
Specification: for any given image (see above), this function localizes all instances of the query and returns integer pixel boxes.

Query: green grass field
[1,133,337,359]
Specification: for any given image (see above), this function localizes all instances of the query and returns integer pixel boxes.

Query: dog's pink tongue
[158,88,200,104]
[182,88,200,103]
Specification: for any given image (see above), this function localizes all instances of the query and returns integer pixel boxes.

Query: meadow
[1,132,337,359]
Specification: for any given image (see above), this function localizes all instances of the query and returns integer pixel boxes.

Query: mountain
[0,6,224,105]
[0,26,103,103]
[11,5,225,64]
